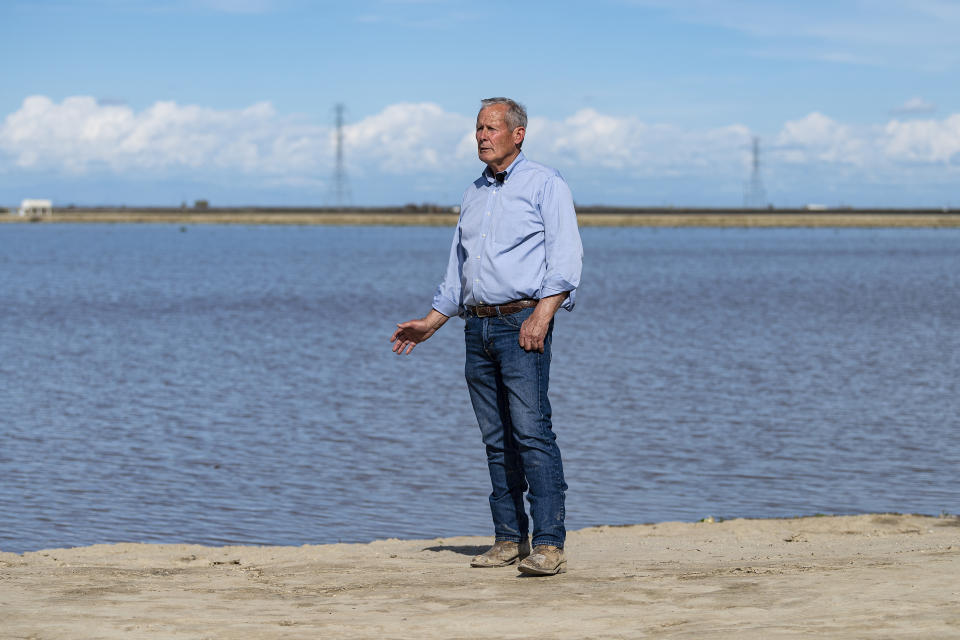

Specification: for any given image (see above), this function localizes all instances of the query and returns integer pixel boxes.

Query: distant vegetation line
[4,206,960,228]
[19,205,960,215]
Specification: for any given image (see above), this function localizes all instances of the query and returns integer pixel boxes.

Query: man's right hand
[390,310,449,355]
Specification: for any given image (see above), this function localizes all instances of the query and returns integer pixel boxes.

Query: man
[390,97,582,576]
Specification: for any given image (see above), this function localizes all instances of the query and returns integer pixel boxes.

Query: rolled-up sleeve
[539,175,583,310]
[431,223,463,317]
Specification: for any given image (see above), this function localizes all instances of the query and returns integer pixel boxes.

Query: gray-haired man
[391,98,583,575]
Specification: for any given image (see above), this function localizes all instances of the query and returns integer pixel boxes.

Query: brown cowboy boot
[469,540,531,568]
[517,544,566,575]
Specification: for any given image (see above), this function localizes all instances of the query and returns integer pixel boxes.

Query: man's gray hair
[480,97,528,131]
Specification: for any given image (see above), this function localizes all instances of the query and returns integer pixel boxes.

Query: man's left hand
[518,309,553,353]
[518,292,568,353]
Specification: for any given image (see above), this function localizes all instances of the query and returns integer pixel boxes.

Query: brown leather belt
[465,298,538,318]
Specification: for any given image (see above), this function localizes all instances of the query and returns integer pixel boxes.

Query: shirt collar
[483,151,525,185]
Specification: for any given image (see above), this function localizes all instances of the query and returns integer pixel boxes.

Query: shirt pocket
[493,201,543,249]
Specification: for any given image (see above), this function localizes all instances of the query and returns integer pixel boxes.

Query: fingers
[390,318,434,355]
[391,329,408,353]
[391,322,412,343]
[394,340,415,355]
[518,316,547,353]
[390,327,418,355]
[518,333,545,353]
[391,322,415,355]
[391,320,416,343]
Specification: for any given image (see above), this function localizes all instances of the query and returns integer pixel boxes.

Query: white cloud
[344,103,472,173]
[883,115,960,163]
[2,95,960,205]
[0,96,480,181]
[891,97,937,115]
[774,112,867,165]
[526,109,750,176]
[1,96,286,173]
[769,110,960,167]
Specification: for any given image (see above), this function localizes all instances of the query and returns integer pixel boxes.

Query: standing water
[1,224,957,553]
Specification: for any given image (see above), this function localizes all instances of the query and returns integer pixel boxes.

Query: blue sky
[2,0,959,207]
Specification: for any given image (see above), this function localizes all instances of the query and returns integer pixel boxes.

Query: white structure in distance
[16,199,53,216]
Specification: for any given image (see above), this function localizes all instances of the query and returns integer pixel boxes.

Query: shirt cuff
[539,285,576,311]
[431,296,461,318]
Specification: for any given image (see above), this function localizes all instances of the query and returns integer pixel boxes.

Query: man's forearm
[531,292,569,321]
[425,308,450,330]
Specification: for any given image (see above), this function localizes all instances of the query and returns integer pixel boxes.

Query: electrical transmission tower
[744,136,766,209]
[330,103,351,207]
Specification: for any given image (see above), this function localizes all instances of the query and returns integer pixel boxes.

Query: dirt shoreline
[2,513,958,638]
[4,211,960,227]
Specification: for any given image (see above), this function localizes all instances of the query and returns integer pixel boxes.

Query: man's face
[476,105,524,171]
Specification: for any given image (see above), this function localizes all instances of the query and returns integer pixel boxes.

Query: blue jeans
[464,306,567,548]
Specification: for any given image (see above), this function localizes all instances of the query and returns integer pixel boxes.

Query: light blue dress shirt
[432,152,583,317]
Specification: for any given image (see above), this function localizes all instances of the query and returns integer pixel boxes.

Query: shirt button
[486,212,490,216]
[482,233,486,238]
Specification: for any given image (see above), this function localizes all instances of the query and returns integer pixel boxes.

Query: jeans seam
[541,332,565,534]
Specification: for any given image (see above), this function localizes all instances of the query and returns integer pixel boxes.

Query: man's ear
[513,126,526,147]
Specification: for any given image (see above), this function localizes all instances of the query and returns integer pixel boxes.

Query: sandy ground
[1,514,958,639]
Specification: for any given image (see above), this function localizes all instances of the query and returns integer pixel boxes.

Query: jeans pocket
[499,307,531,329]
